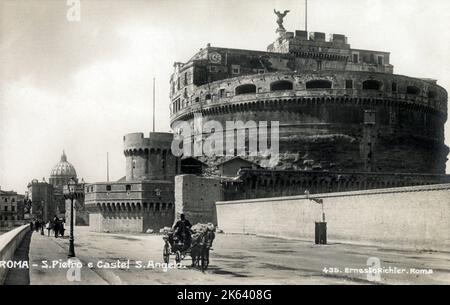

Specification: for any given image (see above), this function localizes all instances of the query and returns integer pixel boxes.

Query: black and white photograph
[0,0,449,292]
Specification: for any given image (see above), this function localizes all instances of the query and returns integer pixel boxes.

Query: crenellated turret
[123,132,178,181]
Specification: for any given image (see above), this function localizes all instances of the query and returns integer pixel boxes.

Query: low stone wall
[216,184,450,251]
[89,213,143,233]
[89,211,174,233]
[0,224,30,284]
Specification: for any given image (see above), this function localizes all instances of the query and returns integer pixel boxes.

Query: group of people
[30,215,65,238]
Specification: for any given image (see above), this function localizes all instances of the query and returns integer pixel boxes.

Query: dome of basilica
[50,151,77,178]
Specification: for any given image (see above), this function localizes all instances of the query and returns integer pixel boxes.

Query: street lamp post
[40,201,44,235]
[68,178,76,257]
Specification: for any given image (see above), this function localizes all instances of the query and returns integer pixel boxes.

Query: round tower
[168,31,448,174]
[123,132,177,181]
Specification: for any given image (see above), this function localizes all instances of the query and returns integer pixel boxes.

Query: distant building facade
[0,188,25,227]
[27,180,54,222]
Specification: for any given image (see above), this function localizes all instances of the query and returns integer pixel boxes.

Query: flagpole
[107,152,109,182]
[305,0,308,32]
[152,77,156,132]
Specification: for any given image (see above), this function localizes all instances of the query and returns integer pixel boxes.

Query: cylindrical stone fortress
[169,30,448,174]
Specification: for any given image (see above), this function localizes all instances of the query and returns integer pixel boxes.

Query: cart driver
[173,213,192,250]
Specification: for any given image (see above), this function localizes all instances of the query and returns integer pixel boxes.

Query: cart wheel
[175,250,181,264]
[163,244,170,264]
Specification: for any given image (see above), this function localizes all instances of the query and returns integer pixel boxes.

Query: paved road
[6,227,450,285]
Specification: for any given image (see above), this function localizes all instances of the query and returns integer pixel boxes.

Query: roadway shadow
[4,230,32,285]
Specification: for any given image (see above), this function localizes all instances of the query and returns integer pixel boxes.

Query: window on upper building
[345,80,353,89]
[231,65,240,74]
[352,53,359,63]
[126,184,131,191]
[258,69,265,74]
[219,88,225,98]
[184,73,188,86]
[235,84,257,95]
[317,61,323,70]
[208,66,218,73]
[392,82,397,92]
[4,198,7,202]
[377,55,384,65]
[205,93,212,100]
[4,206,7,211]
[106,185,111,191]
[306,80,332,89]
[177,77,180,90]
[362,80,381,90]
[12,206,15,212]
[406,86,420,95]
[270,80,294,91]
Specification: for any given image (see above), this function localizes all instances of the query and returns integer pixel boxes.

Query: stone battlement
[123,132,178,182]
[123,132,173,153]
[268,30,350,49]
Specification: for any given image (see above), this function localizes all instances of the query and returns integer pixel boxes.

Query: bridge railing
[0,224,30,284]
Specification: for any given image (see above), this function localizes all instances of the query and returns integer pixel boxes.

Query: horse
[190,230,215,271]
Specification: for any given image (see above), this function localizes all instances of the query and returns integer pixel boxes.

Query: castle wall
[85,180,175,233]
[88,213,144,233]
[216,184,450,251]
[222,169,450,201]
[175,175,221,225]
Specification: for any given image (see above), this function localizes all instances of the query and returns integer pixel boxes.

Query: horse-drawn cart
[162,224,215,271]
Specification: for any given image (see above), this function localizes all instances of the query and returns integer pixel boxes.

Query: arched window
[305,80,332,89]
[407,86,420,95]
[362,80,381,90]
[270,80,293,91]
[205,93,211,100]
[235,84,256,95]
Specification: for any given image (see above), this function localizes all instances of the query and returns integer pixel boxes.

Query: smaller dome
[50,151,77,178]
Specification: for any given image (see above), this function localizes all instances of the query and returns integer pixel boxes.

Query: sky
[1,0,450,193]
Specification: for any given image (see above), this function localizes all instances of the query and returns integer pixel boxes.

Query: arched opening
[235,84,257,95]
[305,80,332,89]
[362,80,381,90]
[407,86,420,95]
[270,80,293,91]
